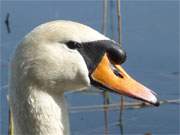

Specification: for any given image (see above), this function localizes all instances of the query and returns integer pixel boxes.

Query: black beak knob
[107,46,127,64]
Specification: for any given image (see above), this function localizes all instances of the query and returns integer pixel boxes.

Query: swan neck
[11,86,70,135]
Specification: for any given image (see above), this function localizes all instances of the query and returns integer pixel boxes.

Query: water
[0,1,179,135]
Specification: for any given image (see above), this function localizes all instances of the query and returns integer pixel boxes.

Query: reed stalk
[102,0,110,134]
[116,0,124,134]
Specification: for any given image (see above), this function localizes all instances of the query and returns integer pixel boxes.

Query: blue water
[1,1,179,135]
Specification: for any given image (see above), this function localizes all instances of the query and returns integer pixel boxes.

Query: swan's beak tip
[154,101,160,106]
[143,87,159,106]
[149,96,160,106]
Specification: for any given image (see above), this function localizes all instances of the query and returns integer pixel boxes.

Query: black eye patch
[65,40,127,73]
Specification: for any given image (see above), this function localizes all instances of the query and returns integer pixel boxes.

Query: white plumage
[9,20,109,135]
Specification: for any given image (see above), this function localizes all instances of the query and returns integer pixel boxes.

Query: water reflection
[118,96,124,135]
[102,91,125,135]
[103,106,109,135]
[102,91,110,135]
[70,96,180,134]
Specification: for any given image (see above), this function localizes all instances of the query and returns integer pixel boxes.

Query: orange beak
[91,53,159,106]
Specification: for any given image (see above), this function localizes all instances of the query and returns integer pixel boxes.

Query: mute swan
[9,20,159,135]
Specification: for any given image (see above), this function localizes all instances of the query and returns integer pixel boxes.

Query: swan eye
[66,41,82,49]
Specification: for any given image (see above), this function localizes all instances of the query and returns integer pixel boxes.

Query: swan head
[14,20,159,105]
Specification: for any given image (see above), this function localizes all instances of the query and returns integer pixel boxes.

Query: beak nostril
[110,63,123,78]
[113,69,123,78]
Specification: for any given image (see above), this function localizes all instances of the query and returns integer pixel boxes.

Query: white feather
[9,20,108,135]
